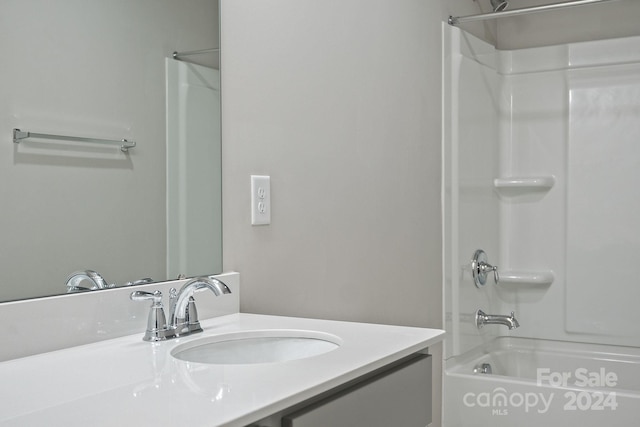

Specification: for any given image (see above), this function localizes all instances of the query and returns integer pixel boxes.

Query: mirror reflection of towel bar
[12,128,136,152]
[172,48,219,60]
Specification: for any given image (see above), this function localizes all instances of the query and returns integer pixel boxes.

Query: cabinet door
[282,354,431,427]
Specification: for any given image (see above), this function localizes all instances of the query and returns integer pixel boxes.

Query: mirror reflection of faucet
[124,278,154,286]
[475,309,519,330]
[65,270,111,293]
[66,270,155,293]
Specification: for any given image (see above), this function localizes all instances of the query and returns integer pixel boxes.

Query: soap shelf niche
[494,176,555,195]
[499,271,554,287]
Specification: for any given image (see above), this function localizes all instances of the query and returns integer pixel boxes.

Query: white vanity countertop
[0,313,444,426]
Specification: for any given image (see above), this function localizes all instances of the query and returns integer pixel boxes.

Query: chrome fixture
[124,278,154,287]
[172,48,219,60]
[475,309,520,330]
[67,272,153,293]
[474,363,493,374]
[471,249,499,287]
[66,270,111,293]
[169,277,231,336]
[490,0,508,12]
[13,128,135,152]
[130,290,169,341]
[130,276,231,342]
[449,0,622,26]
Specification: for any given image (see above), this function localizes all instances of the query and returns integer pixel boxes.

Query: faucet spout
[475,309,520,330]
[66,270,109,292]
[169,277,231,334]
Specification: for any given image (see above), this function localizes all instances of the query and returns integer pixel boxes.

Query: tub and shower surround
[443,22,640,427]
[442,23,503,360]
[445,337,640,426]
[495,35,640,348]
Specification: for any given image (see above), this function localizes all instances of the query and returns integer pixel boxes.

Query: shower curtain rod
[449,0,623,25]
[172,48,219,60]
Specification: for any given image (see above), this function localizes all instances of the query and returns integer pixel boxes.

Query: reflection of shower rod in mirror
[12,128,136,153]
[172,48,219,60]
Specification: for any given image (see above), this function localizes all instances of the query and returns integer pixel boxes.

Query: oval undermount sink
[171,330,341,365]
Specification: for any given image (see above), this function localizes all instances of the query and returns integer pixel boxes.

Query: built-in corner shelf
[494,176,555,195]
[499,271,555,287]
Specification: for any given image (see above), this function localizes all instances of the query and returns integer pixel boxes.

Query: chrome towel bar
[172,48,219,60]
[12,128,135,152]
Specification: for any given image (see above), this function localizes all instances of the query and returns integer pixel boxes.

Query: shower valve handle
[472,249,499,287]
[480,263,499,284]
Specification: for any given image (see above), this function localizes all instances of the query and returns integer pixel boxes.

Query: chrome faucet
[475,309,520,330]
[66,270,110,293]
[169,277,231,336]
[130,276,231,341]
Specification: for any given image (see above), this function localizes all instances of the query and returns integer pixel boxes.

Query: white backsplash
[0,272,239,361]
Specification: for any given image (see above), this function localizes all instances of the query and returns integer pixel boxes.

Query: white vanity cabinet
[251,353,432,427]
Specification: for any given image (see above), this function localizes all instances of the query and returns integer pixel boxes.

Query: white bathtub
[444,337,640,426]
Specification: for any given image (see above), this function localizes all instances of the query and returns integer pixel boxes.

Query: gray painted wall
[220,1,476,425]
[220,0,640,424]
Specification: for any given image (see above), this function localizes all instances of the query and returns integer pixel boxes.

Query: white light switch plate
[251,175,271,225]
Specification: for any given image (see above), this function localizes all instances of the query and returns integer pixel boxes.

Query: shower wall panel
[496,65,567,337]
[566,63,640,338]
[499,35,640,347]
[443,26,501,358]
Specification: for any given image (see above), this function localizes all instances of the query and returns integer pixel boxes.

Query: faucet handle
[484,263,499,284]
[472,249,499,287]
[130,290,163,304]
[130,290,169,342]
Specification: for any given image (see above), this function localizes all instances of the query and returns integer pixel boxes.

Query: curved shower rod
[449,0,624,26]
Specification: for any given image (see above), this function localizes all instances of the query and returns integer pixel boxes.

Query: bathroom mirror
[0,0,221,302]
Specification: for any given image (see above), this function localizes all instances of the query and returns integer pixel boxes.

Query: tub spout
[475,309,520,330]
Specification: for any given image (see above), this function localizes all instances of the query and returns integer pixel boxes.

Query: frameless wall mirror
[0,0,221,302]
